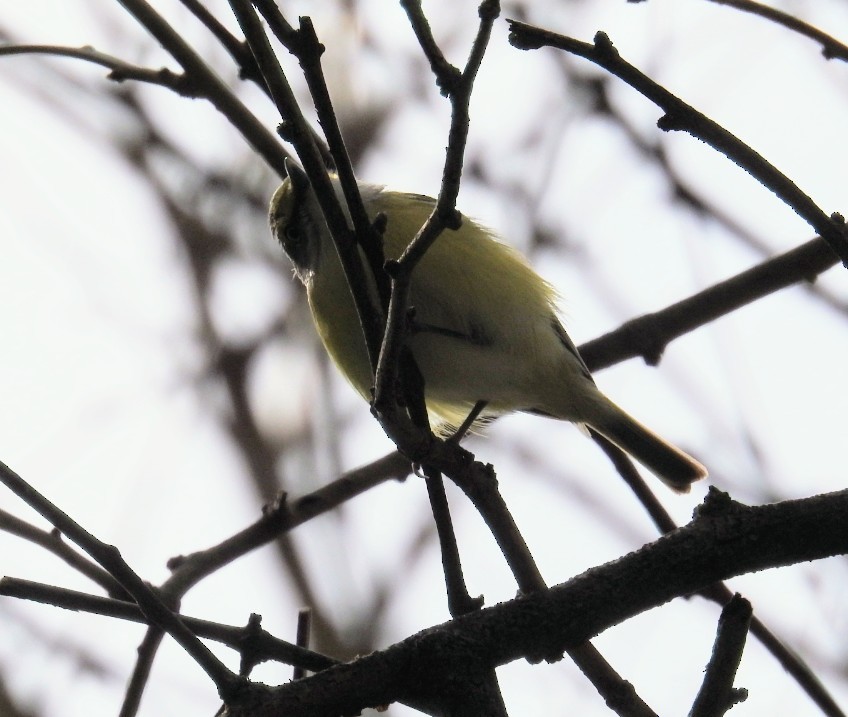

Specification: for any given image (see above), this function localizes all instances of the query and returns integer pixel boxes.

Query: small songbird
[269,161,707,492]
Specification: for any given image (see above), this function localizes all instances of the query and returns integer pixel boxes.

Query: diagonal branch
[507,23,848,267]
[0,508,127,598]
[579,236,838,370]
[0,578,337,673]
[177,0,266,88]
[0,459,246,702]
[113,0,287,176]
[594,432,845,717]
[700,0,848,61]
[230,0,384,371]
[0,43,195,93]
[627,0,848,62]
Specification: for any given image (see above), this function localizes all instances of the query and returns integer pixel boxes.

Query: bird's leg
[448,400,488,443]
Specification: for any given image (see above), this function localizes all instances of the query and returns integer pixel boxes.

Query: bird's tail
[586,398,707,493]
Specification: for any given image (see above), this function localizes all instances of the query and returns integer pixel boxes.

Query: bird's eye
[279,212,315,275]
[284,223,301,244]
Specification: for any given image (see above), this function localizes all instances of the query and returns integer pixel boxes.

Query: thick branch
[220,488,848,716]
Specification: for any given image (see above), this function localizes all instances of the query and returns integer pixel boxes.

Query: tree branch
[372,0,499,421]
[0,507,127,598]
[0,578,336,673]
[218,488,848,716]
[231,0,384,371]
[690,594,752,717]
[0,459,246,702]
[507,23,848,267]
[579,237,838,369]
[0,43,195,93]
[113,0,288,176]
[696,0,848,61]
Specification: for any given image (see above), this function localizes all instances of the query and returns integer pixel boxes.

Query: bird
[269,160,707,492]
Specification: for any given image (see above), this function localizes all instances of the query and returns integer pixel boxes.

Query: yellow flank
[308,185,569,428]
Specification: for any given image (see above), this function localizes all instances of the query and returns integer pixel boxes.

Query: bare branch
[424,471,485,618]
[507,23,848,267]
[701,0,848,61]
[0,507,127,598]
[593,435,846,717]
[373,0,499,439]
[690,594,752,717]
[580,237,838,370]
[230,0,384,371]
[113,0,287,176]
[292,608,313,681]
[219,488,848,716]
[0,43,194,93]
[0,459,244,702]
[256,7,390,308]
[164,451,410,595]
[177,0,266,87]
[0,578,336,672]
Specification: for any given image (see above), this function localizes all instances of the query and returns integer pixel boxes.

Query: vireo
[269,161,707,492]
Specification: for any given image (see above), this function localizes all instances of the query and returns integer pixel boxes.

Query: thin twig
[627,0,848,62]
[424,470,484,617]
[0,43,195,93]
[247,0,335,165]
[507,23,848,267]
[0,578,336,673]
[699,0,848,61]
[258,9,390,308]
[292,608,313,681]
[373,0,498,423]
[690,594,752,717]
[0,459,244,701]
[570,646,659,717]
[703,582,845,717]
[176,0,266,88]
[166,448,409,596]
[400,0,462,94]
[114,0,288,176]
[120,629,164,717]
[0,508,127,598]
[230,0,384,370]
[579,237,838,370]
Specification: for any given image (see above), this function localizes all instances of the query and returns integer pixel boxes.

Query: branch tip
[593,31,617,57]
[478,0,500,22]
[695,487,741,518]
